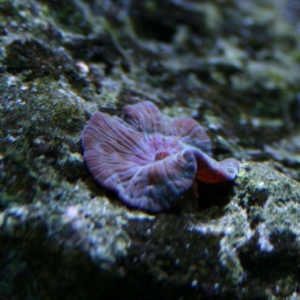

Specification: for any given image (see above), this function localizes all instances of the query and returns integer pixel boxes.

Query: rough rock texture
[1,0,300,299]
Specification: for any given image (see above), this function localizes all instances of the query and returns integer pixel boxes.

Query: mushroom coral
[82,101,240,213]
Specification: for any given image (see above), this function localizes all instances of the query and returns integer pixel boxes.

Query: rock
[1,0,300,299]
[1,163,300,299]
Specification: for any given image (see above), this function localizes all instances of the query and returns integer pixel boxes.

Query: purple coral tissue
[82,101,240,213]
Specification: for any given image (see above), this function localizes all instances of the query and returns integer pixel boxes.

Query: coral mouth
[155,150,170,161]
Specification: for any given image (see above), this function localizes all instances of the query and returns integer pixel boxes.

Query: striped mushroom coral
[82,101,240,213]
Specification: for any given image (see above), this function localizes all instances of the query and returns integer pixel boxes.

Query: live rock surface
[1,0,300,299]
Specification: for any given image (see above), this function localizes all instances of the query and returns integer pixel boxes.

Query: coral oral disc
[82,101,240,212]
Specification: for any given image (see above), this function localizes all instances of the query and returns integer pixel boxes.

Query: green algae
[0,76,86,206]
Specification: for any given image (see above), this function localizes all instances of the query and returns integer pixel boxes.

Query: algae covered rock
[1,163,300,299]
[1,0,300,299]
